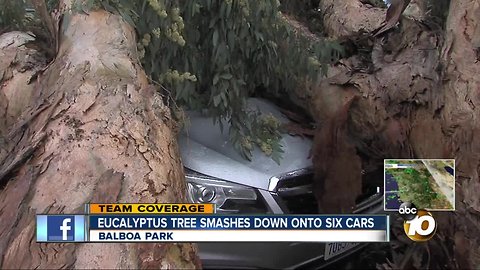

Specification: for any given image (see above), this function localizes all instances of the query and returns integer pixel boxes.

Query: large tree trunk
[439,0,480,268]
[313,0,447,214]
[285,0,478,268]
[0,8,200,269]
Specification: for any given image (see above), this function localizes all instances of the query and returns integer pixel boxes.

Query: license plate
[324,242,359,261]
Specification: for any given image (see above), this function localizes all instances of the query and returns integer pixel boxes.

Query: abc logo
[399,202,436,242]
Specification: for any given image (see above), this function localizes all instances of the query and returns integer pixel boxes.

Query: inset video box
[384,159,455,211]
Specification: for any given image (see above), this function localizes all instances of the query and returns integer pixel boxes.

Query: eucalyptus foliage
[128,0,342,163]
[0,0,27,33]
[5,0,344,163]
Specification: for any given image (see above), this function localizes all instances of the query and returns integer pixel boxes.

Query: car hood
[178,98,313,190]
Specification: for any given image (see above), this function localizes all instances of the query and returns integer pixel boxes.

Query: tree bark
[318,0,384,38]
[310,0,445,216]
[287,0,478,268]
[439,0,480,268]
[0,9,200,269]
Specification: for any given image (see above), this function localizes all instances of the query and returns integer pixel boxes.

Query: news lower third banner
[36,204,390,243]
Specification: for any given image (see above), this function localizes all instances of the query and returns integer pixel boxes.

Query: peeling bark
[291,0,478,268]
[0,31,46,133]
[310,1,445,216]
[318,0,385,38]
[0,10,200,269]
[312,93,362,213]
[439,0,480,268]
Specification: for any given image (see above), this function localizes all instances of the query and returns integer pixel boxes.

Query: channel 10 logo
[399,202,437,242]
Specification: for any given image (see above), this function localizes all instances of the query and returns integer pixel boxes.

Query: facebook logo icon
[37,215,86,242]
[48,216,75,241]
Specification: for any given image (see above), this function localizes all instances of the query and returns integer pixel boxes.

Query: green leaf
[209,16,216,28]
[219,119,224,133]
[219,2,226,18]
[213,95,221,107]
[226,2,232,17]
[213,29,219,47]
[227,30,235,50]
[272,153,281,165]
[220,73,233,80]
[101,1,117,13]
[213,74,219,85]
[119,9,135,27]
[221,91,227,107]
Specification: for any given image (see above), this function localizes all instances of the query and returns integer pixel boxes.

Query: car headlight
[185,168,269,214]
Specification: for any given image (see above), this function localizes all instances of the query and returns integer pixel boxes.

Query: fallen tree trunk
[438,0,480,267]
[304,1,446,218]
[0,8,200,269]
[310,0,478,268]
[283,0,478,268]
